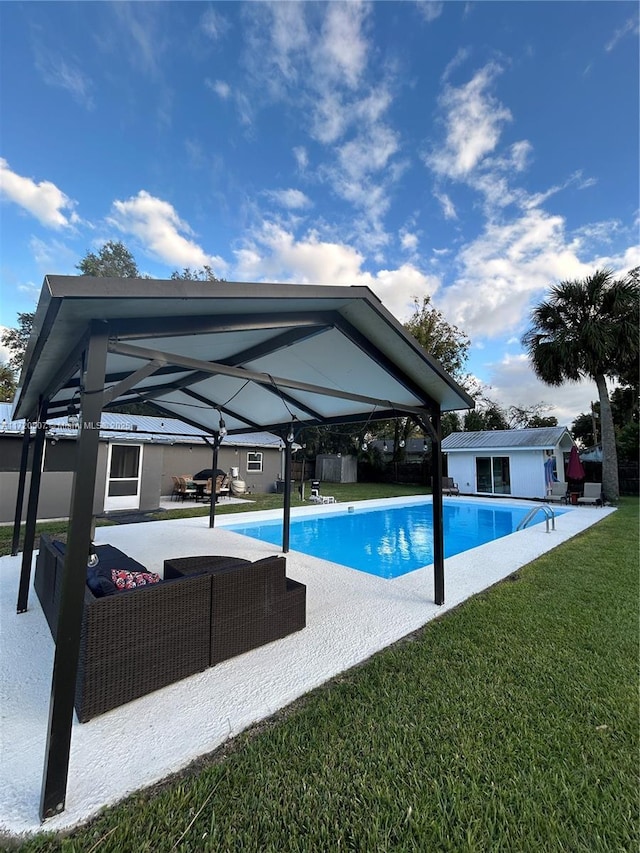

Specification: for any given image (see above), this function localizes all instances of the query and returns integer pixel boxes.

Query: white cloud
[206,79,231,100]
[29,236,78,273]
[200,8,230,41]
[108,190,227,271]
[266,189,312,210]
[434,191,457,220]
[442,47,471,82]
[436,207,640,341]
[0,160,78,229]
[311,91,349,144]
[484,352,598,427]
[34,53,94,109]
[605,12,639,52]
[293,146,308,171]
[416,1,444,23]
[232,221,439,320]
[110,2,166,77]
[338,123,399,182]
[401,231,419,252]
[426,62,511,179]
[319,1,369,89]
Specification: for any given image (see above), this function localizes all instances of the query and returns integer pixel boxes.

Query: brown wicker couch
[164,555,306,665]
[35,536,306,722]
[35,534,213,722]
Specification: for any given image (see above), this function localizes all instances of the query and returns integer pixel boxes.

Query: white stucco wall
[446,449,565,499]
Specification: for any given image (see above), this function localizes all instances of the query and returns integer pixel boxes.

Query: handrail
[516,504,556,533]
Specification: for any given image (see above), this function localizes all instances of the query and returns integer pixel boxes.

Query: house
[441,427,576,499]
[0,404,286,522]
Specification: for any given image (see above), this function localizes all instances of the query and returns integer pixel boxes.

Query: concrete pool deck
[0,496,615,839]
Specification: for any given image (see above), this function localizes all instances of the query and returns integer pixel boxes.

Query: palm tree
[522,268,639,503]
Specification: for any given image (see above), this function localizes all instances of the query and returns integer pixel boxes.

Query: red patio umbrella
[566,445,586,481]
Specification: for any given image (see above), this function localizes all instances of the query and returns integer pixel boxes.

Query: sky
[0,1,638,427]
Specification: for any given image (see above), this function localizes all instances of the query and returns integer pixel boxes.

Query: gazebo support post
[206,435,222,529]
[40,323,108,821]
[430,409,445,605]
[282,431,294,553]
[16,402,48,613]
[11,424,32,556]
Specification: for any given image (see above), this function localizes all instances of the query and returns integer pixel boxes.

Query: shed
[315,453,358,483]
[441,427,576,499]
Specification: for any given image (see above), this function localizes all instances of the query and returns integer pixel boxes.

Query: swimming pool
[224,499,569,579]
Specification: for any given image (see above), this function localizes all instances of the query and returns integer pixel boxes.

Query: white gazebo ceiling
[13,277,474,432]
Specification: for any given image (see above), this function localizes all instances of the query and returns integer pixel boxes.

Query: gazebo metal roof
[13,276,473,429]
[11,275,472,822]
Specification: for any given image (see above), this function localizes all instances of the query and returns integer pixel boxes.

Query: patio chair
[577,482,603,506]
[544,482,568,504]
[442,477,460,496]
[170,476,183,501]
[216,473,231,500]
[174,476,197,501]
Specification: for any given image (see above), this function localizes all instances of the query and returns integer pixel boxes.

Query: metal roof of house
[441,427,573,452]
[12,277,473,435]
[0,403,282,447]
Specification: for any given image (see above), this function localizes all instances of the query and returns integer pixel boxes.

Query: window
[246,451,263,473]
[475,456,511,495]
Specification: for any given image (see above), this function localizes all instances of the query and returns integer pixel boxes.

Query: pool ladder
[516,504,556,533]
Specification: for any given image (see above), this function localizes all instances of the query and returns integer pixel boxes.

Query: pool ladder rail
[516,504,556,533]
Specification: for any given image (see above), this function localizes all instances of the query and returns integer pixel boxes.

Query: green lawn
[8,497,639,852]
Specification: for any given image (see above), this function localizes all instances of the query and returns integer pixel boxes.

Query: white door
[104,443,143,511]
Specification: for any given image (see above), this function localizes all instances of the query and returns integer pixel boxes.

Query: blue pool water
[225,500,568,579]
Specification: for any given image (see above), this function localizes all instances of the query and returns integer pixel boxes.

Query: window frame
[246,451,263,473]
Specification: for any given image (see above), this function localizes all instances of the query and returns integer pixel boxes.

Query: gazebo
[10,276,473,820]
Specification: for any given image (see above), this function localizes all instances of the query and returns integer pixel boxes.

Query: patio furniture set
[544,482,604,506]
[35,534,306,722]
[171,473,231,503]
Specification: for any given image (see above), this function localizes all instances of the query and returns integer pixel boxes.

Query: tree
[0,363,17,402]
[77,240,140,278]
[507,403,557,429]
[404,295,470,381]
[482,403,509,431]
[2,243,142,378]
[1,312,35,373]
[571,412,597,449]
[170,266,221,281]
[522,268,639,502]
[441,411,461,438]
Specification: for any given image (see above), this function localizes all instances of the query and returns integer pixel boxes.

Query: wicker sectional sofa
[164,555,307,665]
[34,535,306,722]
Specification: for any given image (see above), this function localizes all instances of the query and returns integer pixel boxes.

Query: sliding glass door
[476,456,511,495]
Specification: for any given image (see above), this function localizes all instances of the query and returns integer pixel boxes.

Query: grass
[8,497,638,851]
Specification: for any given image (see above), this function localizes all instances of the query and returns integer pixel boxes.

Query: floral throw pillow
[111,569,161,590]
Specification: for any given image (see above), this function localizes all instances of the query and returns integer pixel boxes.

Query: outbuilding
[441,427,576,499]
